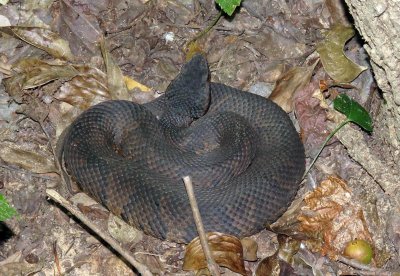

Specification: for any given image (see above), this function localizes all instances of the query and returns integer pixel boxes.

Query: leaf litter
[0,0,398,275]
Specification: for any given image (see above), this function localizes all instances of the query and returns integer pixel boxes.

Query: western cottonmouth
[62,54,305,243]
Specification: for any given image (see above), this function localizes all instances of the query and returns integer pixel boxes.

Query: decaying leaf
[255,235,299,276]
[107,215,143,245]
[0,261,43,276]
[298,176,373,259]
[134,252,165,275]
[4,58,78,102]
[10,26,74,61]
[241,237,258,261]
[317,25,367,83]
[54,65,110,110]
[183,232,246,275]
[100,38,130,100]
[269,60,318,112]
[0,141,56,173]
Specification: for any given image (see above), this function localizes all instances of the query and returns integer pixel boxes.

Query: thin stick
[302,119,350,179]
[46,189,152,276]
[338,255,399,275]
[183,176,220,276]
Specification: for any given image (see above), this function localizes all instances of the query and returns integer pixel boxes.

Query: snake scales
[63,55,305,243]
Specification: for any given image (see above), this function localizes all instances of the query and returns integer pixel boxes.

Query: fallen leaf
[58,0,102,57]
[107,215,143,245]
[241,237,258,261]
[123,75,150,92]
[255,235,299,276]
[54,65,110,110]
[100,38,130,100]
[317,25,367,83]
[0,262,43,276]
[298,176,373,259]
[10,26,74,61]
[4,58,78,102]
[269,60,318,112]
[183,232,246,275]
[0,141,56,173]
[134,252,165,275]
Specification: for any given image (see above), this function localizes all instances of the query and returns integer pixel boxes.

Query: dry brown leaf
[100,38,130,100]
[0,261,43,276]
[134,252,165,275]
[10,26,74,61]
[54,65,110,110]
[0,141,56,173]
[298,176,373,259]
[255,236,298,276]
[18,99,49,123]
[241,237,258,262]
[183,232,246,275]
[269,60,318,112]
[4,58,78,103]
[256,255,295,276]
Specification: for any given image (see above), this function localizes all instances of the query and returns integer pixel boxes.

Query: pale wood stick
[183,176,220,276]
[46,189,152,276]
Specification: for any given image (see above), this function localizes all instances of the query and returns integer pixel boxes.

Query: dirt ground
[0,0,399,275]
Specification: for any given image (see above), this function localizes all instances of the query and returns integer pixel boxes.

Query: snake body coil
[63,55,305,243]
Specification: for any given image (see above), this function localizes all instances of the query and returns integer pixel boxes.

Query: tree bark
[345,0,400,152]
[344,0,400,267]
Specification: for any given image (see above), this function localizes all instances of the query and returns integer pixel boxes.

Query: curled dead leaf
[269,60,318,112]
[100,38,130,100]
[317,25,367,83]
[183,232,246,275]
[255,235,299,276]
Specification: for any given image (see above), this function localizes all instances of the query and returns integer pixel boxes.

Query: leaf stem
[186,11,222,49]
[302,119,351,179]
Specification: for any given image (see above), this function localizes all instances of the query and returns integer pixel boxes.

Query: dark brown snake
[62,55,305,243]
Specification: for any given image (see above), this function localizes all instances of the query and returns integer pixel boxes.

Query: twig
[183,176,220,276]
[46,189,153,276]
[53,241,63,276]
[338,255,399,275]
[302,119,350,179]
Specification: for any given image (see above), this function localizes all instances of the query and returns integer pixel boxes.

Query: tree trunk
[344,0,400,266]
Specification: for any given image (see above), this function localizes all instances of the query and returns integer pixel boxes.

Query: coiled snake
[63,55,305,243]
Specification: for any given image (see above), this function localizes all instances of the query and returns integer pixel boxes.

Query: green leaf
[317,25,367,83]
[0,194,17,221]
[215,0,241,16]
[333,94,373,132]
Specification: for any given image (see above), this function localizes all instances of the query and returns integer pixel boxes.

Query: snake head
[161,54,211,128]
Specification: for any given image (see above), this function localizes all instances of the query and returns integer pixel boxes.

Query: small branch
[183,176,220,276]
[46,189,153,276]
[338,255,399,276]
